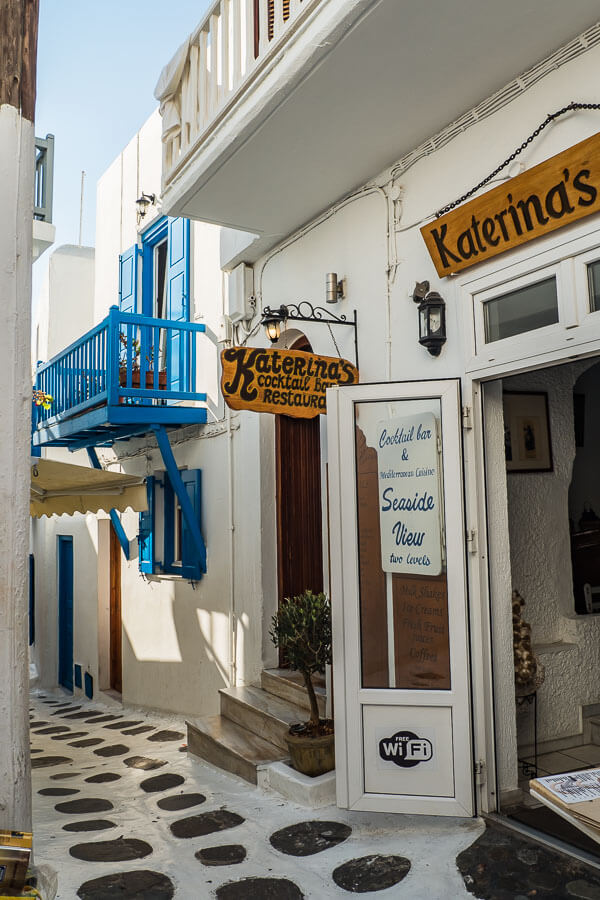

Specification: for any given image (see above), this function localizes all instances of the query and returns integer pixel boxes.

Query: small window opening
[587,260,600,313]
[484,277,559,343]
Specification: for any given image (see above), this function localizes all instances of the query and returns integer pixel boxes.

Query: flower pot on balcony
[119,368,167,403]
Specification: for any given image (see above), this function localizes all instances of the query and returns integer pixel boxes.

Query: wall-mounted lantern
[260,301,359,367]
[412,281,447,357]
[136,191,156,222]
[261,305,289,343]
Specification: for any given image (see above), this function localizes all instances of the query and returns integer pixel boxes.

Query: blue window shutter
[163,474,175,571]
[118,245,139,314]
[138,476,155,573]
[181,469,203,580]
[166,217,190,391]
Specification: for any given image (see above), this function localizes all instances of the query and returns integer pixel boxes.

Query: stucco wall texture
[505,360,600,746]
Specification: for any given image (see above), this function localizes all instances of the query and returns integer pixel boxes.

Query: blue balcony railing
[33,306,207,434]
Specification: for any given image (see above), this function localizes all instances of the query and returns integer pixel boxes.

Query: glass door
[328,379,473,815]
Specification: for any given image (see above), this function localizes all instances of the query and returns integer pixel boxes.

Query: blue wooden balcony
[32,306,208,450]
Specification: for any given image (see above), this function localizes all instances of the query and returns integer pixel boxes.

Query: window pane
[484,277,558,343]
[587,260,600,313]
[354,399,451,691]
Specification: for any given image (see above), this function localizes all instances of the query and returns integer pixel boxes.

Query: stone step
[220,685,309,751]
[186,715,286,785]
[261,668,326,717]
[589,716,600,745]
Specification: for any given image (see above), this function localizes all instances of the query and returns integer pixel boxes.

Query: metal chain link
[327,322,341,357]
[435,102,600,218]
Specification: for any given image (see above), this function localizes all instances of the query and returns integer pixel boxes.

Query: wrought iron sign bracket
[261,301,359,369]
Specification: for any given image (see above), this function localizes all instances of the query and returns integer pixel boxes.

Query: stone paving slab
[36,689,593,899]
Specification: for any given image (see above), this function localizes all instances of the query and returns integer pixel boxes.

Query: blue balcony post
[152,425,207,573]
[86,447,130,560]
[107,305,120,406]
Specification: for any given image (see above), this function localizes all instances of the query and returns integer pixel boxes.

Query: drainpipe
[227,405,237,687]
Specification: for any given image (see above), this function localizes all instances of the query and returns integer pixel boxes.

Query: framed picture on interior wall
[503,391,553,473]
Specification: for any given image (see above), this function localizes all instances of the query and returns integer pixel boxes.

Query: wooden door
[109,525,122,693]
[57,536,74,691]
[328,380,474,816]
[276,412,324,612]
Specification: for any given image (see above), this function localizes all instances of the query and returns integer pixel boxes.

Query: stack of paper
[530,768,600,843]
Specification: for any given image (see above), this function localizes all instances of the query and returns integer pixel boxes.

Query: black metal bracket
[262,302,359,369]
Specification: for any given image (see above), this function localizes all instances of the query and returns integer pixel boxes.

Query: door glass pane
[484,277,558,343]
[587,260,600,313]
[354,399,450,691]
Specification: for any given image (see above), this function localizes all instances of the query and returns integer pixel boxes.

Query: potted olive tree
[270,590,334,777]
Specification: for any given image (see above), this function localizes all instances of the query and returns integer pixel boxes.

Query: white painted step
[261,668,326,717]
[220,684,309,751]
[186,715,285,785]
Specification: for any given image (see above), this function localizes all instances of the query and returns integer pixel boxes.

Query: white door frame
[328,378,474,816]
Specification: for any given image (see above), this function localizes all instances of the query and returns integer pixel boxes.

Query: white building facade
[31,0,600,835]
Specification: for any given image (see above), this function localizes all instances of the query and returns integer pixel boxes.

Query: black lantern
[261,305,289,342]
[135,192,156,220]
[413,283,446,356]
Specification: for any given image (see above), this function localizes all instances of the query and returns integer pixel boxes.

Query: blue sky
[34,0,210,252]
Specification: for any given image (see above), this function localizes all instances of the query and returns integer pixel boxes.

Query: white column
[0,103,34,831]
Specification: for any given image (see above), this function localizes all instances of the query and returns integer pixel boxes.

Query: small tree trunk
[301,669,321,730]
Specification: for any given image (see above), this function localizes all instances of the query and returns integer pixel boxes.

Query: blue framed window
[138,469,204,580]
[118,217,191,392]
[118,216,190,321]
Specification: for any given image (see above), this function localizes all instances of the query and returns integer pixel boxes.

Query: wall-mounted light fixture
[326,273,345,304]
[136,191,156,222]
[261,301,359,367]
[261,304,288,343]
[412,281,447,357]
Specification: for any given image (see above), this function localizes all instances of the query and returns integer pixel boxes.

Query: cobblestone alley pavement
[29,691,600,899]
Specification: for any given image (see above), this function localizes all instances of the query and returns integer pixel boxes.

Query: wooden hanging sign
[220,346,358,418]
[421,131,600,277]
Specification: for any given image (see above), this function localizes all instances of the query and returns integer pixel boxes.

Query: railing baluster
[188,42,199,148]
[191,326,197,395]
[198,28,209,133]
[233,0,243,84]
[154,325,161,392]
[220,0,231,100]
[273,0,284,40]
[208,12,220,116]
[244,0,256,67]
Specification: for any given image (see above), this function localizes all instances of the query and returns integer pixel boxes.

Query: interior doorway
[485,355,600,857]
[109,524,122,693]
[57,535,74,692]
[274,332,323,666]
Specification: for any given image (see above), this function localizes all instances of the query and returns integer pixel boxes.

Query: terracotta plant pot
[286,730,335,777]
[119,368,167,390]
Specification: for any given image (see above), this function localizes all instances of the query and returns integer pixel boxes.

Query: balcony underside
[163,0,600,262]
[32,402,208,451]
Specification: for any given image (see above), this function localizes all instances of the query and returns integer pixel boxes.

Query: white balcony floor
[162,0,600,259]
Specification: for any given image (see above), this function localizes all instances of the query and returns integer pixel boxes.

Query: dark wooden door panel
[109,525,122,694]
[276,413,324,609]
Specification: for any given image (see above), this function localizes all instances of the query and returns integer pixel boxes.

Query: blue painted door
[57,536,74,691]
[166,217,190,392]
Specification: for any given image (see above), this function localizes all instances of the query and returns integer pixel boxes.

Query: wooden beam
[0,0,39,121]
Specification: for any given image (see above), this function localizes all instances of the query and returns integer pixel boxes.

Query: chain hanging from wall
[436,102,600,218]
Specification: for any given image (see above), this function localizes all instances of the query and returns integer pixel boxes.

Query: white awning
[30,459,147,518]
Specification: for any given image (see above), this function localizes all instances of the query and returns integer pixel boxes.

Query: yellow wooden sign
[221,346,359,417]
[421,131,600,277]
